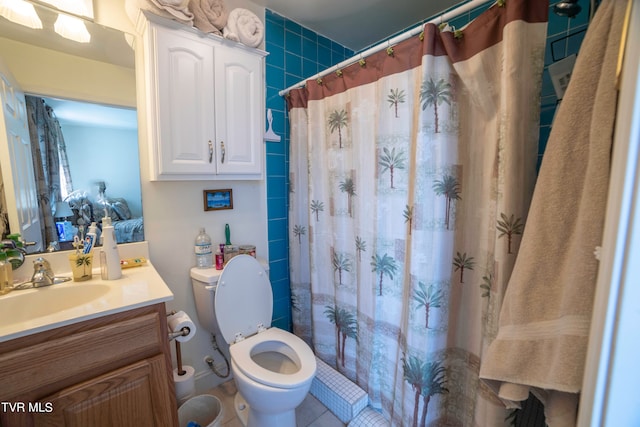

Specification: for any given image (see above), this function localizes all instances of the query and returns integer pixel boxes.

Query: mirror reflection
[0,1,142,254]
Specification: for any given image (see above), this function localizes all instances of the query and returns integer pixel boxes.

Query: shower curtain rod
[278,0,495,97]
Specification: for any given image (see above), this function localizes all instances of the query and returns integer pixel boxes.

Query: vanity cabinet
[138,12,266,181]
[0,304,178,427]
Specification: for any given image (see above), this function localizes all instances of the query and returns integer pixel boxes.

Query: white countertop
[0,243,174,343]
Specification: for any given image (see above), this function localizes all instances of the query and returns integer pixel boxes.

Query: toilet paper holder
[166,310,191,341]
[168,327,191,341]
[167,310,192,376]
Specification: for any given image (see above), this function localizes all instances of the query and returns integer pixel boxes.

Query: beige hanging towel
[479,0,627,426]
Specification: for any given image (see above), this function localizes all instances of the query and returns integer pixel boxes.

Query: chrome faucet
[30,257,56,287]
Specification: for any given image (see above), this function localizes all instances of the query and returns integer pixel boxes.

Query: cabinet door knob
[208,140,213,163]
[220,141,225,163]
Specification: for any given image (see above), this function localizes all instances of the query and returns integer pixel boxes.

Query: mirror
[0,1,142,254]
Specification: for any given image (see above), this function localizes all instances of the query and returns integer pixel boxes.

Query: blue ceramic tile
[265,9,285,26]
[271,276,291,295]
[317,35,331,48]
[268,238,288,260]
[266,63,285,89]
[566,28,587,56]
[318,45,332,68]
[266,41,285,68]
[547,5,570,36]
[285,30,302,56]
[266,135,286,155]
[273,302,290,325]
[284,19,302,35]
[269,258,288,281]
[271,315,291,332]
[285,72,303,89]
[303,59,318,79]
[266,87,284,110]
[285,54,303,78]
[267,176,287,199]
[267,218,288,242]
[302,37,318,63]
[266,153,286,176]
[302,27,317,44]
[265,21,284,49]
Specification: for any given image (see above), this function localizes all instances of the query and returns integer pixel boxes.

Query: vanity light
[38,0,93,19]
[0,0,43,29]
[54,13,90,43]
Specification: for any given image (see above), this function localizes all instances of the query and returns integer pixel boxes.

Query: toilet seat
[230,327,316,389]
[214,255,273,344]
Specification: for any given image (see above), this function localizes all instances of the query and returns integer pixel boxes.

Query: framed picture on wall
[203,189,233,211]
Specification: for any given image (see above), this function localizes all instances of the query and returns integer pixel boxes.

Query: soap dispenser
[100,215,122,280]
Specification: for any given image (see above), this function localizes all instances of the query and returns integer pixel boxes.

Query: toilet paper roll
[173,365,196,406]
[168,310,197,342]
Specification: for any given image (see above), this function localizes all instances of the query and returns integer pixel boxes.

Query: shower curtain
[287,1,547,425]
[26,96,74,248]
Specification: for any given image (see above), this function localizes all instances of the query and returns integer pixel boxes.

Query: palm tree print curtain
[287,1,547,425]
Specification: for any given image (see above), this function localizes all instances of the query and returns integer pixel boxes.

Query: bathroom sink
[0,283,111,325]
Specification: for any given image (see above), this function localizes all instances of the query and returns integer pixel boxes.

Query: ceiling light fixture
[0,0,43,29]
[54,13,90,43]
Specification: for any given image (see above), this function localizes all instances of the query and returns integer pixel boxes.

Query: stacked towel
[189,0,227,35]
[223,8,264,48]
[125,0,194,26]
[478,0,627,425]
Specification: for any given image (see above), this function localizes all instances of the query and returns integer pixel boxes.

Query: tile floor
[207,380,346,427]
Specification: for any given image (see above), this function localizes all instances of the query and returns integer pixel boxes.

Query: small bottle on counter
[215,250,224,270]
[100,215,122,280]
[0,251,13,294]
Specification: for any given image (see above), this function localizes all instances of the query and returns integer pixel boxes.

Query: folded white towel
[125,0,194,26]
[223,8,264,48]
[189,0,227,35]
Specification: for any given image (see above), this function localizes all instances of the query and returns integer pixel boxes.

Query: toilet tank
[190,267,222,335]
[190,260,269,336]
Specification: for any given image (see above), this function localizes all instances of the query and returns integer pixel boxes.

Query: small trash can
[178,394,224,427]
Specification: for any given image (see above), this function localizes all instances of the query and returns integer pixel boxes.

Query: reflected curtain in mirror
[25,96,73,249]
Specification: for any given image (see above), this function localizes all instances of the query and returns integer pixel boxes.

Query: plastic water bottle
[195,228,213,268]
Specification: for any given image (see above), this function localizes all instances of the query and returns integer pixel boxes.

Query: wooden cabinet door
[214,44,263,176]
[34,355,175,427]
[154,25,216,176]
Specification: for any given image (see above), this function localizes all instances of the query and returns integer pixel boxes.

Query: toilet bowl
[191,255,316,427]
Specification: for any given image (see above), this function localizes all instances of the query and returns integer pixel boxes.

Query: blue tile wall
[264,1,594,331]
[265,9,354,331]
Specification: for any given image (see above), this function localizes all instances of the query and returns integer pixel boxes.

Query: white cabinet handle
[220,141,225,163]
[208,140,213,163]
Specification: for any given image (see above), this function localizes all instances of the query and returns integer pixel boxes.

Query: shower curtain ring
[386,41,394,56]
[359,54,366,67]
[336,69,343,77]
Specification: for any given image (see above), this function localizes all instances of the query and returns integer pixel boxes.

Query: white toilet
[191,255,316,427]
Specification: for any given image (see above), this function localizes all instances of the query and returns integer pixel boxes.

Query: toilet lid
[214,255,273,344]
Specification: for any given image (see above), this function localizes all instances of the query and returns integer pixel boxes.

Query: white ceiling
[253,0,464,51]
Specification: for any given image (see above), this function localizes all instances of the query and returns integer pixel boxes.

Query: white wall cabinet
[139,13,266,180]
